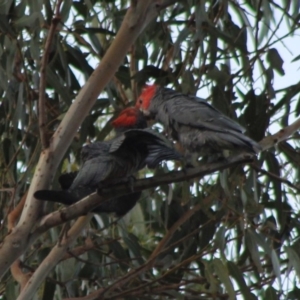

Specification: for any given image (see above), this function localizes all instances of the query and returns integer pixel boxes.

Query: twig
[112,77,129,105]
[7,191,27,232]
[252,164,300,191]
[259,117,300,151]
[11,260,32,292]
[39,0,63,149]
[130,44,137,100]
[60,237,94,261]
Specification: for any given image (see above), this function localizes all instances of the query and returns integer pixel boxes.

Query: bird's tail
[227,130,262,154]
[58,172,78,190]
[34,187,94,206]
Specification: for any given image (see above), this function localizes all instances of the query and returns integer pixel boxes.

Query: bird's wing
[110,129,182,169]
[158,89,245,133]
[108,135,127,153]
[81,142,111,162]
[70,156,113,189]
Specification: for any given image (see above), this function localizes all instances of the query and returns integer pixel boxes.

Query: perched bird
[34,107,181,216]
[52,171,142,217]
[136,85,261,164]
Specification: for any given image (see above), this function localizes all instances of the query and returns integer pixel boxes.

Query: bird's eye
[139,99,142,104]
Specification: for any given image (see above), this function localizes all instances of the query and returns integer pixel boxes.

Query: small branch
[61,237,95,261]
[252,164,300,191]
[9,192,30,291]
[130,45,137,100]
[259,117,300,151]
[7,191,27,231]
[39,0,63,149]
[11,260,32,292]
[128,0,152,29]
[17,215,92,300]
[112,77,129,105]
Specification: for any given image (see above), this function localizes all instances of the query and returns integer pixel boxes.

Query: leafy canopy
[0,0,300,299]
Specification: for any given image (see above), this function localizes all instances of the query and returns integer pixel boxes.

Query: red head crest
[136,84,157,109]
[112,107,147,130]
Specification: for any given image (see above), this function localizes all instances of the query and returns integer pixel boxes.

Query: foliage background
[0,0,300,299]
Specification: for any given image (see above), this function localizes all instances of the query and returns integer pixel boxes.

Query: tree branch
[39,0,63,149]
[7,191,27,232]
[259,117,300,151]
[17,215,92,300]
[11,260,32,292]
[252,164,300,191]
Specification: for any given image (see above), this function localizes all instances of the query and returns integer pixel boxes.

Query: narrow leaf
[264,286,279,300]
[227,261,256,300]
[213,258,236,300]
[245,230,263,273]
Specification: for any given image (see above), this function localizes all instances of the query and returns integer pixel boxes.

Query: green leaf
[174,27,191,58]
[264,286,279,300]
[41,279,56,300]
[46,67,72,105]
[109,240,128,261]
[215,226,226,253]
[227,261,256,300]
[181,70,195,94]
[1,0,14,14]
[287,287,300,299]
[0,14,16,37]
[122,233,144,265]
[203,260,219,294]
[245,230,263,273]
[286,246,300,280]
[271,249,281,289]
[291,53,300,63]
[206,66,230,86]
[265,152,282,213]
[267,48,285,76]
[14,12,42,30]
[225,17,248,53]
[213,258,236,300]
[59,258,78,281]
[60,0,72,23]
